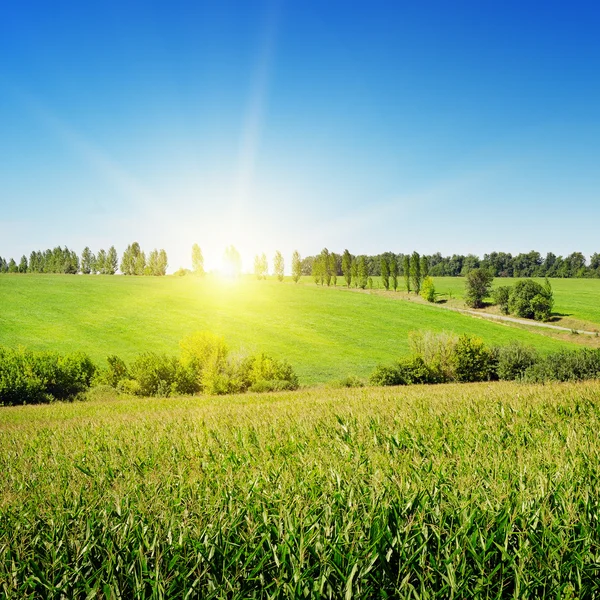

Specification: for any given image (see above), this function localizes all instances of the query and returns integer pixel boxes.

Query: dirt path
[448,307,599,336]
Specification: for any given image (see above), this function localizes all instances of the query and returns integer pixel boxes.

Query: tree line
[0,242,167,276]
[300,249,600,279]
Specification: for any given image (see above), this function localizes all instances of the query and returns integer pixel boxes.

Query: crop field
[0,274,586,384]
[2,381,600,597]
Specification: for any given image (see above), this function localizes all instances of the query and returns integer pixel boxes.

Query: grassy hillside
[0,274,581,384]
[2,381,600,597]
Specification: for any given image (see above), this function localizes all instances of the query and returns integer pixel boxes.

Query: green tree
[274,251,284,282]
[351,257,358,288]
[8,258,17,273]
[329,252,337,286]
[291,250,302,283]
[410,252,422,295]
[420,255,429,278]
[381,258,390,290]
[191,244,204,276]
[311,255,321,285]
[464,268,494,308]
[107,246,118,275]
[357,255,368,289]
[18,255,28,273]
[81,247,93,274]
[148,249,159,275]
[135,250,146,276]
[96,249,107,275]
[320,248,331,286]
[158,249,168,276]
[389,256,398,291]
[403,255,411,293]
[342,249,352,287]
[420,276,436,302]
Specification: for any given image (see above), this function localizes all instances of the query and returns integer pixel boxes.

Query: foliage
[191,244,205,276]
[0,347,95,405]
[357,256,368,289]
[420,276,436,302]
[380,258,389,290]
[273,251,284,282]
[464,268,494,308]
[403,255,411,292]
[452,334,494,382]
[342,249,352,287]
[410,251,422,294]
[523,348,600,383]
[291,250,302,283]
[508,278,554,321]
[492,285,512,314]
[389,255,398,291]
[495,342,538,381]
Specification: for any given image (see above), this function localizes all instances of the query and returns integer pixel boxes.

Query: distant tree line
[0,242,167,276]
[300,250,600,279]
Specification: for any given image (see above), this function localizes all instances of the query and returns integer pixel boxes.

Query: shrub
[0,348,96,405]
[453,335,493,382]
[464,269,494,308]
[333,375,365,388]
[369,356,437,386]
[370,364,405,386]
[495,342,538,381]
[409,331,458,382]
[492,286,512,315]
[524,349,600,383]
[128,353,199,397]
[420,277,436,302]
[248,353,299,390]
[508,279,554,321]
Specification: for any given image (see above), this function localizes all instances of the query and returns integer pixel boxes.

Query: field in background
[2,381,600,596]
[0,274,585,383]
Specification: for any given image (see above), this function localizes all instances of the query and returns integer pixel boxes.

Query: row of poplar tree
[0,243,168,276]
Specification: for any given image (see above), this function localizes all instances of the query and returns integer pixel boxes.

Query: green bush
[524,349,600,383]
[453,335,493,382]
[370,356,437,387]
[492,286,512,314]
[508,279,554,321]
[420,277,436,302]
[409,331,458,382]
[128,353,199,397]
[248,353,299,390]
[495,342,538,381]
[0,348,96,405]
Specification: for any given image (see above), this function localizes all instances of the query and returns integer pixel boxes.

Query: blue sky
[1,0,600,271]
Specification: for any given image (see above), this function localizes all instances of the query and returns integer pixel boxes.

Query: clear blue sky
[1,0,599,271]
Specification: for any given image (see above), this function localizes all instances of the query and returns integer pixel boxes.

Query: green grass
[2,381,600,597]
[0,274,582,384]
[431,276,600,326]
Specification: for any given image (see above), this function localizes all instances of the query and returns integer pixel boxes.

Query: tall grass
[2,382,600,597]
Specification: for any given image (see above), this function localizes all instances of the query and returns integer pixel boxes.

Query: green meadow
[0,274,585,384]
[2,381,600,597]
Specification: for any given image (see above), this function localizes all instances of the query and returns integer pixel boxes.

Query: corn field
[2,382,600,598]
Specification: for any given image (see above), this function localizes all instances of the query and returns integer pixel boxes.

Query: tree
[291,250,302,283]
[508,278,554,321]
[464,268,494,308]
[420,255,429,278]
[120,242,142,276]
[410,251,422,295]
[274,251,284,281]
[342,249,352,287]
[389,256,398,291]
[8,258,17,273]
[158,249,168,276]
[329,252,337,286]
[403,255,411,293]
[254,255,263,280]
[381,257,389,290]
[107,246,118,275]
[192,244,204,276]
[351,257,358,288]
[320,248,331,286]
[311,255,321,285]
[135,250,146,276]
[421,277,436,302]
[18,255,28,273]
[357,256,368,289]
[81,247,93,275]
[148,249,159,275]
[96,249,107,274]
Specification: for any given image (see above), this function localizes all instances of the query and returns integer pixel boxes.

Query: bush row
[95,331,299,397]
[370,331,600,386]
[0,348,96,405]
[0,332,299,405]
